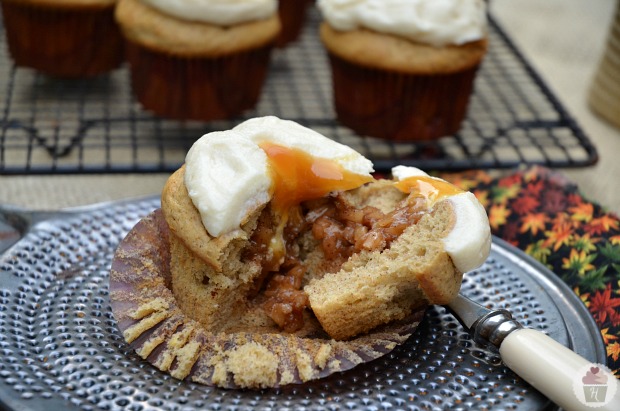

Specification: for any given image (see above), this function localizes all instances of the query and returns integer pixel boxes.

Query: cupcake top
[184,116,491,273]
[141,0,277,26]
[318,0,486,47]
[184,116,374,237]
[115,0,281,56]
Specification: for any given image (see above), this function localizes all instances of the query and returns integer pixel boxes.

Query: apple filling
[246,189,430,332]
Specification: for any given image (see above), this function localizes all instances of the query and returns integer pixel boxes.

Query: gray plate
[0,196,605,411]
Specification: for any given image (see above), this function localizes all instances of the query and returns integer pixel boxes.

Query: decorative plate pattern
[0,195,604,410]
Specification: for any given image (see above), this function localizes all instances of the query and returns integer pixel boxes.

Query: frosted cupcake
[0,0,123,77]
[110,116,492,388]
[317,0,488,141]
[114,0,280,121]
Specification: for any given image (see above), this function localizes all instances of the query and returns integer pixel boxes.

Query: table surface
[0,0,619,215]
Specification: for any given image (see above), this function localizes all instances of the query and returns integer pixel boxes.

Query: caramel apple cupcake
[317,0,488,141]
[0,0,123,77]
[114,0,280,121]
[110,116,491,388]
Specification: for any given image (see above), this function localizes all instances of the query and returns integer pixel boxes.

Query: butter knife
[448,293,620,411]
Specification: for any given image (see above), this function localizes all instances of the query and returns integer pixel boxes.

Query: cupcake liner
[276,0,309,48]
[328,52,480,141]
[109,209,425,389]
[1,2,123,77]
[125,42,273,121]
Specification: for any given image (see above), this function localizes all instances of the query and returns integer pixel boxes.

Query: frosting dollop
[392,165,491,272]
[184,116,374,237]
[317,0,487,47]
[141,0,277,26]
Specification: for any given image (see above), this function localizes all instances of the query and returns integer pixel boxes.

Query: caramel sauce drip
[394,176,463,204]
[260,142,374,213]
[260,142,373,265]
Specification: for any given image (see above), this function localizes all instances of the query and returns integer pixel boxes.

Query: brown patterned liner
[125,41,273,121]
[109,209,424,389]
[1,1,123,78]
[327,52,481,142]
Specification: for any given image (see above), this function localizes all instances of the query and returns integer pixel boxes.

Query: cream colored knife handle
[500,328,620,411]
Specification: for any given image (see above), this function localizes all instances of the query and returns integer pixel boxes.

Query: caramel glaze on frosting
[183,116,374,238]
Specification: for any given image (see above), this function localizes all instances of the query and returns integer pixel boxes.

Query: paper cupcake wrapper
[276,0,309,47]
[1,2,123,77]
[125,42,273,121]
[327,53,480,141]
[109,209,424,389]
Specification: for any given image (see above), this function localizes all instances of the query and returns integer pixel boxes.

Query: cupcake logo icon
[572,363,617,408]
[582,367,608,403]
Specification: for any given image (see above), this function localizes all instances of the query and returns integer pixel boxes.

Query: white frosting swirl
[141,0,277,26]
[317,0,487,46]
[443,192,492,272]
[184,116,374,237]
[184,132,272,238]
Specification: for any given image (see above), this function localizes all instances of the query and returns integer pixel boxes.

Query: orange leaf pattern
[441,166,620,377]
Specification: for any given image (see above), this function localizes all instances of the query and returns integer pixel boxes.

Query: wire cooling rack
[0,8,598,174]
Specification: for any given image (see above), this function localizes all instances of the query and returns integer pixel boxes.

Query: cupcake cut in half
[110,116,491,389]
[114,0,280,121]
[317,0,489,141]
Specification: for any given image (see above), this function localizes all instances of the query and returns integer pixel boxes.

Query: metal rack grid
[0,8,598,175]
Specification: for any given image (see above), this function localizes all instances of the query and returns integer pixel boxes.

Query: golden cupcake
[0,0,123,77]
[317,0,488,141]
[110,116,491,388]
[114,0,281,121]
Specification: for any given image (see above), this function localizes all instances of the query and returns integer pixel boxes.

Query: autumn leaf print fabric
[441,166,620,376]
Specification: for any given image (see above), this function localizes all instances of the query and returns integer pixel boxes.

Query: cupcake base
[328,53,480,142]
[109,209,425,388]
[125,41,273,121]
[1,1,123,78]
